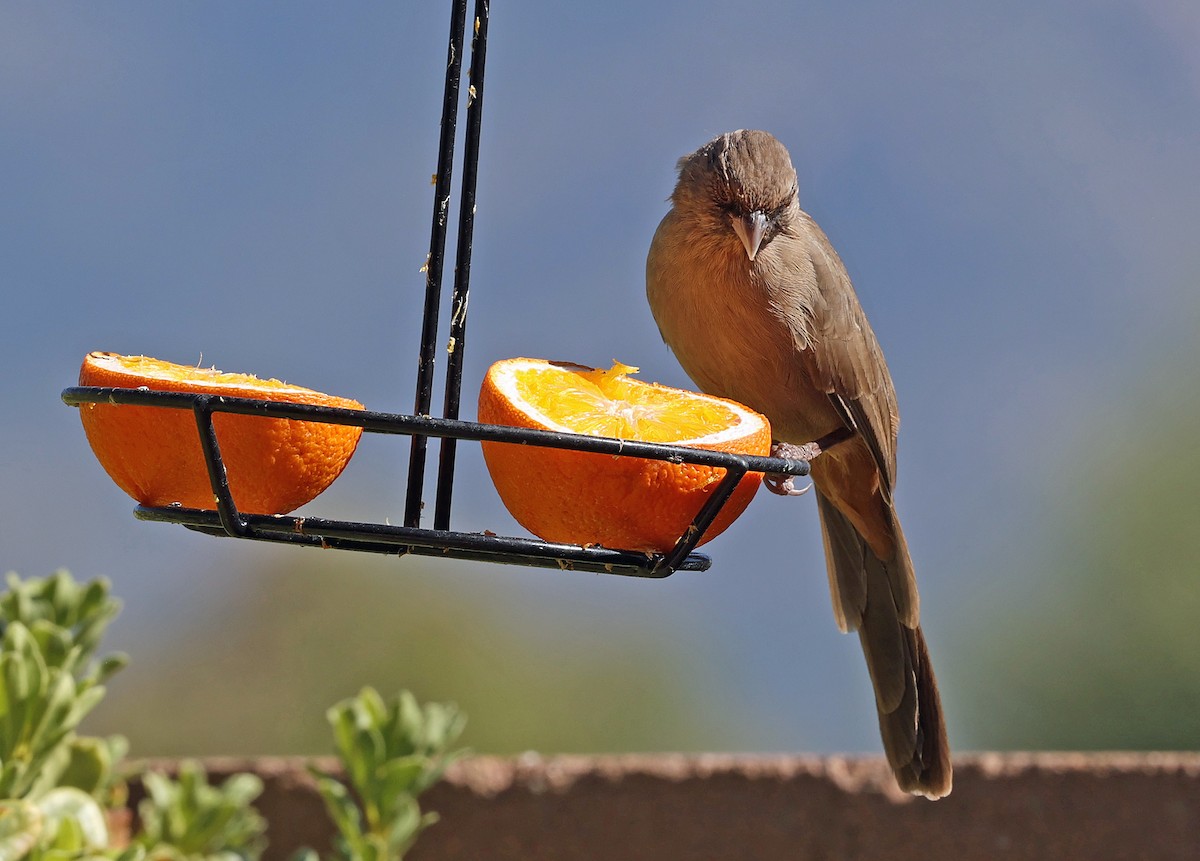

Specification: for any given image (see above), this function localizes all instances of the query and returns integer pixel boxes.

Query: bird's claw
[764,441,820,496]
[763,473,812,496]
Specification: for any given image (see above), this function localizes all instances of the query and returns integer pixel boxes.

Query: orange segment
[510,360,749,442]
[77,351,364,515]
[479,358,770,552]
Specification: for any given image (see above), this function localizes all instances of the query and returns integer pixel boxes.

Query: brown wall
[131,753,1200,861]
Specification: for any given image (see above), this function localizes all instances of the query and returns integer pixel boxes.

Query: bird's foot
[763,441,819,496]
[763,473,811,496]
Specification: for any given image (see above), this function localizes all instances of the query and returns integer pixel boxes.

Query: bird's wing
[789,213,918,630]
[792,213,899,496]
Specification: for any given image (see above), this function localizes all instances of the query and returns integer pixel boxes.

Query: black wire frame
[62,387,809,577]
[60,1,812,578]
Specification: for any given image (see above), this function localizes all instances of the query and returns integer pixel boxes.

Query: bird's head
[672,129,800,261]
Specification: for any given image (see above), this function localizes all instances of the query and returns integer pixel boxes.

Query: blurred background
[3,1,1199,757]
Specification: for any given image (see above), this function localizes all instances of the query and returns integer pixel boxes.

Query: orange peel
[77,351,364,514]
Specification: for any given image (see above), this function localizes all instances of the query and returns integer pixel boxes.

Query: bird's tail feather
[815,490,952,798]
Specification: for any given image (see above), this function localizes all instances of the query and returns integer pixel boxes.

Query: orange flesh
[511,362,743,442]
[83,353,335,394]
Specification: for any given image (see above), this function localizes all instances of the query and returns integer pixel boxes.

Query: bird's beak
[731,210,770,261]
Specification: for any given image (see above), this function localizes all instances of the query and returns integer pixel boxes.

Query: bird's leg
[763,441,822,496]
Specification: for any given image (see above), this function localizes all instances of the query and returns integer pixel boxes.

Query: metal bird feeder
[60,0,810,578]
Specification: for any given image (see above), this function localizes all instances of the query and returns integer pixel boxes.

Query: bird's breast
[647,218,842,443]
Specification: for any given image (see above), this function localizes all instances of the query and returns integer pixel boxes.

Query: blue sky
[3,1,1198,754]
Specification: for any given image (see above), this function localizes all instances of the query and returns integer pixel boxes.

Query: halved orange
[77,352,364,515]
[478,358,771,551]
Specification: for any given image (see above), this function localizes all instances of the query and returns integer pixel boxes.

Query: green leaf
[315,689,468,860]
[396,692,423,751]
[75,580,110,624]
[24,739,72,800]
[0,655,17,759]
[3,627,40,735]
[0,572,124,687]
[0,767,19,803]
[110,846,146,861]
[48,817,88,854]
[64,684,106,731]
[0,576,34,635]
[27,622,71,671]
[327,704,381,798]
[381,795,423,855]
[140,771,173,812]
[0,800,41,861]
[357,688,388,728]
[45,573,77,622]
[371,757,425,823]
[217,773,263,810]
[24,672,77,763]
[55,736,112,795]
[89,654,130,687]
[134,761,266,859]
[311,774,364,848]
[0,573,129,805]
[52,647,86,690]
[36,787,108,850]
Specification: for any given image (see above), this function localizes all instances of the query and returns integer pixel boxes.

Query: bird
[645,129,951,798]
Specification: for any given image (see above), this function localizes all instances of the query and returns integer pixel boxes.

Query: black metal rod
[656,460,748,574]
[405,0,471,529]
[63,387,810,477]
[191,398,250,537]
[134,506,708,577]
[434,0,491,531]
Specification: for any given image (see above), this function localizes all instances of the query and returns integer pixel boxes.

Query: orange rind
[77,351,364,515]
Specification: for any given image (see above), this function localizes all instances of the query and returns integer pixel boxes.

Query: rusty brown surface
[129,753,1200,861]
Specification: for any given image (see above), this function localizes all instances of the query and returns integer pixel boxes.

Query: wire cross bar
[656,464,747,574]
[62,387,809,476]
[191,397,251,538]
[132,506,707,578]
[62,385,808,577]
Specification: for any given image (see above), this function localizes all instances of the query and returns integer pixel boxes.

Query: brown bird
[646,129,951,798]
